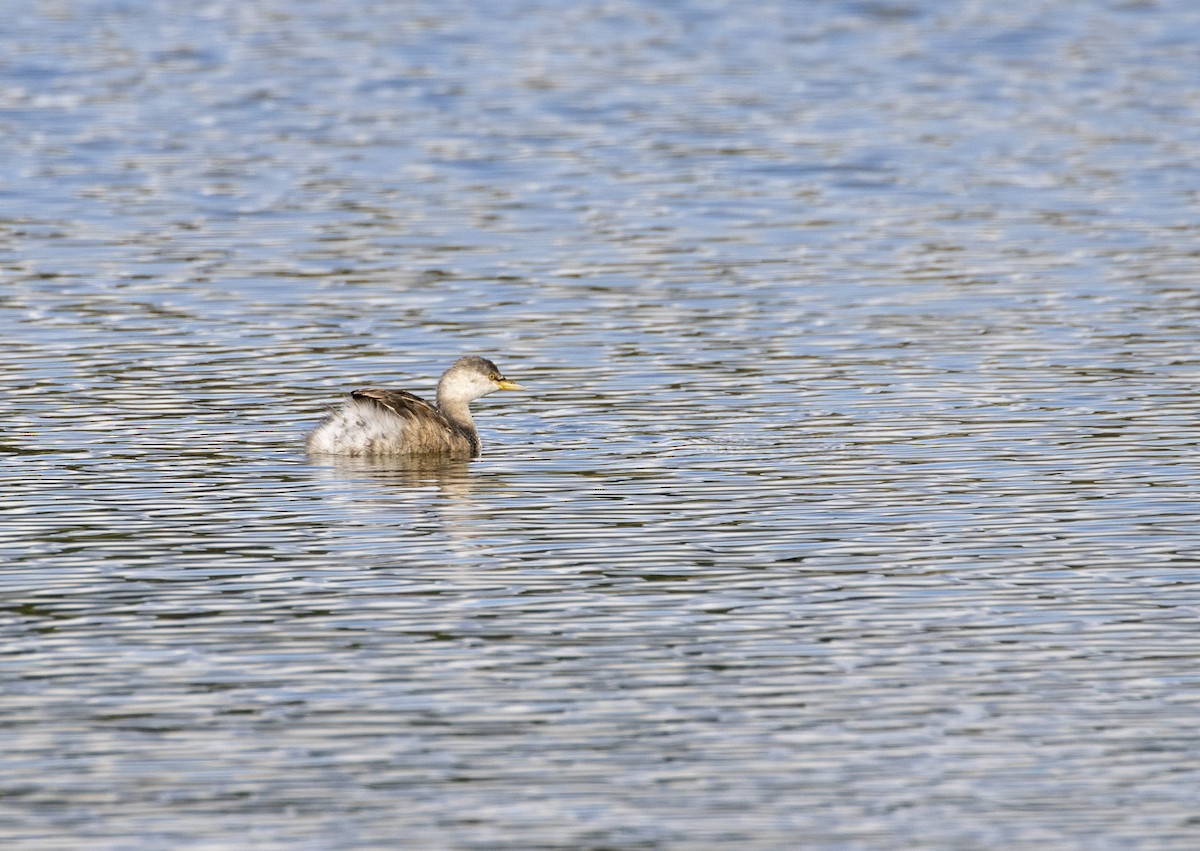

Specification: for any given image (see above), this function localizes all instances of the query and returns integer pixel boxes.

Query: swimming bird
[306,356,525,458]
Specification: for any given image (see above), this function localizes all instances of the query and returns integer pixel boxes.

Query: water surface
[3,1,1200,848]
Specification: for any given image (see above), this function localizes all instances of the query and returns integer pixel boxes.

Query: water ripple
[4,0,1200,848]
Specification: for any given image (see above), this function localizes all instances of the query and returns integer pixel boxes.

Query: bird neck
[437,397,480,455]
[437,395,477,433]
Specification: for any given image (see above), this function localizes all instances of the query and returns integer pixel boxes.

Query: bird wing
[348,387,478,456]
[350,388,446,425]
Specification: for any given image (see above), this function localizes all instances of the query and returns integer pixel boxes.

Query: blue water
[3,1,1200,847]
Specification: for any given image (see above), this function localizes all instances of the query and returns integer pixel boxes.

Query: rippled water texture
[3,1,1200,847]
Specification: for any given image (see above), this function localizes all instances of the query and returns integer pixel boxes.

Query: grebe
[306,356,525,457]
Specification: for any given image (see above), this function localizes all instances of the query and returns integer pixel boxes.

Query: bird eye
[489,374,500,381]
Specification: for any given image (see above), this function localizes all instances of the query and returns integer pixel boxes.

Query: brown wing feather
[336,388,477,456]
[351,388,444,424]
